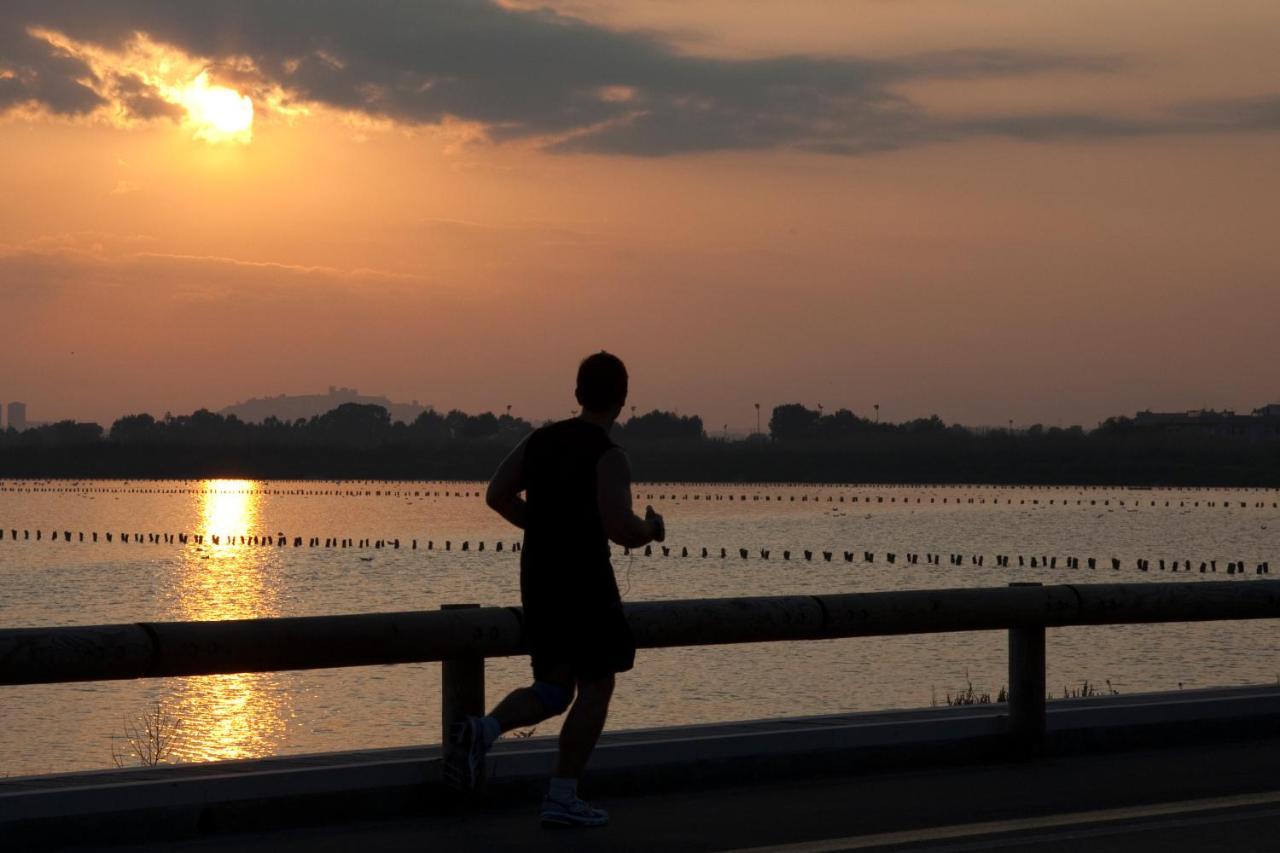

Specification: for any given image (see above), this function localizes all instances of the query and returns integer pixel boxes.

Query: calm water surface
[2,479,1278,777]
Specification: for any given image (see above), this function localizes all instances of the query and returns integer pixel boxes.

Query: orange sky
[2,0,1279,430]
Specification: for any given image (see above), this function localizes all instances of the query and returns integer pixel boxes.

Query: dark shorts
[523,600,636,683]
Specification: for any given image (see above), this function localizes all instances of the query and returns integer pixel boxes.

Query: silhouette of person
[450,351,665,827]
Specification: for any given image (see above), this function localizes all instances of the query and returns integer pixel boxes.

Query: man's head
[576,351,628,418]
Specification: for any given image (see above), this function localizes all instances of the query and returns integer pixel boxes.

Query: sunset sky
[3,0,1279,431]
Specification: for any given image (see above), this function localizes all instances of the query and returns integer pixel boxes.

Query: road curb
[4,685,1280,848]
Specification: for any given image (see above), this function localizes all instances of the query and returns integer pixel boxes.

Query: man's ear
[574,387,585,407]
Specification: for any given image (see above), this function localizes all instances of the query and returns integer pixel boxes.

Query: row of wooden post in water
[0,528,519,552]
[1,484,1278,510]
[620,546,1271,575]
[0,527,1270,575]
[4,482,1279,493]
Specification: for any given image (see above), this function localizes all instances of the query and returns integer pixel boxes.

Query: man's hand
[645,505,666,542]
[598,449,665,547]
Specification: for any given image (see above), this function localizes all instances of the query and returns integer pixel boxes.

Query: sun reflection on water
[169,479,290,764]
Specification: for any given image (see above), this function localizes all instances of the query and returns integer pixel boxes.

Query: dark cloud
[946,93,1280,146]
[109,73,184,120]
[1174,95,1280,132]
[0,23,105,115]
[1,0,1276,155]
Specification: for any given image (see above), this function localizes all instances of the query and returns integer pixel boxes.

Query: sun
[180,72,253,144]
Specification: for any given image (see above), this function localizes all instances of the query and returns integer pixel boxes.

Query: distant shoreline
[5,403,1279,487]
[1,475,1276,491]
[2,442,1278,488]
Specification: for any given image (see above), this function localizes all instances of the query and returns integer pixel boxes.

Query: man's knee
[533,680,575,715]
[576,674,615,707]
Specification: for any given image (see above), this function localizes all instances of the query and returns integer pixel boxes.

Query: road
[82,738,1280,852]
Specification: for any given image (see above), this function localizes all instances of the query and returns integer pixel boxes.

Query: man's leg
[540,674,616,826]
[555,673,615,779]
[450,668,574,790]
[539,605,631,824]
[490,667,575,734]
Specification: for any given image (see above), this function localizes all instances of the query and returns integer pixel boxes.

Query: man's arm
[597,447,663,548]
[486,436,529,529]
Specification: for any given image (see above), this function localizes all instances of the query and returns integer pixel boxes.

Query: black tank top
[520,418,620,610]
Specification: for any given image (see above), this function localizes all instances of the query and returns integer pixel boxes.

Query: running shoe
[444,717,486,790]
[540,796,610,827]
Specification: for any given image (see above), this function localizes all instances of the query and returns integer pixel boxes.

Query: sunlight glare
[172,479,288,763]
[180,72,254,144]
[199,478,257,555]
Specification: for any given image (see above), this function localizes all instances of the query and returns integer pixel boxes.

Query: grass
[935,677,1008,706]
[933,676,1119,707]
[1058,679,1119,699]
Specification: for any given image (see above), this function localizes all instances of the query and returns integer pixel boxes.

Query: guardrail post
[441,604,486,774]
[1007,583,1046,753]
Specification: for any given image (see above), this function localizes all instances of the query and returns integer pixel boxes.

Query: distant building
[220,386,431,425]
[1132,406,1280,439]
[6,401,27,432]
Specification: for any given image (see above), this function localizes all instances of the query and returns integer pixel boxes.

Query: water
[2,479,1278,777]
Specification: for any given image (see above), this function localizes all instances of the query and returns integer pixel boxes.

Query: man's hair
[576,351,628,413]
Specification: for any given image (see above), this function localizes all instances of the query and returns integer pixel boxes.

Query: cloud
[0,237,431,309]
[1173,94,1280,132]
[0,0,1277,155]
[110,71,184,120]
[0,20,104,115]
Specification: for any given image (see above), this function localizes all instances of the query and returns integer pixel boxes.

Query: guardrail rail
[4,580,1280,765]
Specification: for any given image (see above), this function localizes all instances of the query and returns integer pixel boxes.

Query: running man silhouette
[451,351,665,827]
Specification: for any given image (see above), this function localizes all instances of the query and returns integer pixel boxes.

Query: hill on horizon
[219,387,430,425]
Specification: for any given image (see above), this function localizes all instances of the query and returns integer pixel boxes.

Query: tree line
[0,405,703,450]
[1,403,1277,485]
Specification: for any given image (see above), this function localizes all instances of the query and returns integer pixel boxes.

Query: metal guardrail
[4,580,1280,754]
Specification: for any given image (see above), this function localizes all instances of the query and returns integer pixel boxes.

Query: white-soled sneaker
[443,717,487,790]
[540,795,610,827]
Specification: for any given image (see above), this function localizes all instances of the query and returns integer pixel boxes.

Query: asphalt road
[84,738,1280,852]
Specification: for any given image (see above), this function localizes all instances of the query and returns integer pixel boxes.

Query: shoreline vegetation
[936,679,1120,707]
[2,403,1279,486]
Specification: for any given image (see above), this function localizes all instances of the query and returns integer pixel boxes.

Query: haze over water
[2,478,1277,778]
